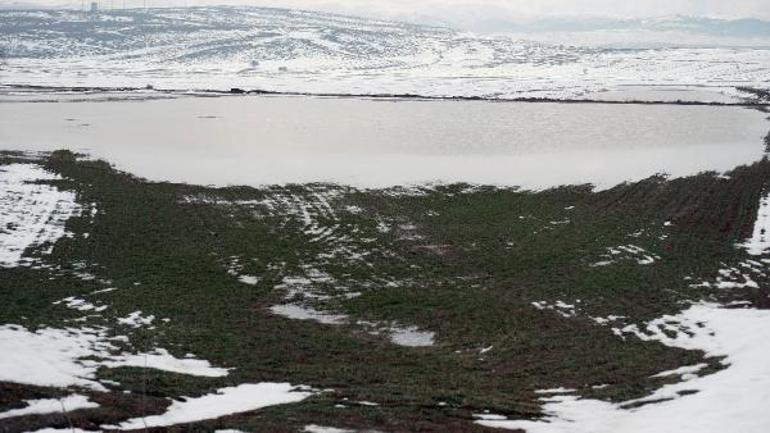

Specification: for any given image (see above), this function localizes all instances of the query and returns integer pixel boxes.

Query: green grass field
[1,149,769,432]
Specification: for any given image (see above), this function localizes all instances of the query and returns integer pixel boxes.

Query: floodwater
[0,95,767,190]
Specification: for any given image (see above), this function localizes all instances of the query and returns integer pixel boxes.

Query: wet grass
[1,150,769,432]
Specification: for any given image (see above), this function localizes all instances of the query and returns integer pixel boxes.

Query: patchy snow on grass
[53,296,108,313]
[304,425,356,433]
[689,263,764,291]
[535,387,577,395]
[0,324,229,390]
[741,192,770,255]
[532,300,579,318]
[0,324,114,390]
[591,244,660,267]
[0,163,81,268]
[0,394,98,419]
[117,310,155,328]
[388,326,435,347]
[474,413,509,421]
[478,304,770,433]
[269,304,348,325]
[110,383,314,429]
[650,363,708,380]
[103,348,229,378]
[238,274,260,285]
[269,303,436,347]
[275,267,337,300]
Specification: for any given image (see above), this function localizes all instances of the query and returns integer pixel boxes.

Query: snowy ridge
[0,7,768,100]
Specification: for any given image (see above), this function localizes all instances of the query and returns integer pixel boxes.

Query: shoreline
[3,83,769,108]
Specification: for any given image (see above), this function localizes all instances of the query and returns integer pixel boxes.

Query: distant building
[90,2,98,12]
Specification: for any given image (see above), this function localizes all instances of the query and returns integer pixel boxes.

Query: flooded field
[0,94,767,189]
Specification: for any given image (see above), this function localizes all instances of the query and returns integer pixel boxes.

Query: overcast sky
[8,0,770,27]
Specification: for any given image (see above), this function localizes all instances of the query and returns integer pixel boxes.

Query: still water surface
[0,95,767,190]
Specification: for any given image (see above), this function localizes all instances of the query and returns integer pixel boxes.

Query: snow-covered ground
[0,163,81,268]
[0,7,768,101]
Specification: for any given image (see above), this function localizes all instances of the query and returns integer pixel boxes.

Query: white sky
[8,0,770,27]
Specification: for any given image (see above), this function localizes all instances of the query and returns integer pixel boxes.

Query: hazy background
[2,0,770,32]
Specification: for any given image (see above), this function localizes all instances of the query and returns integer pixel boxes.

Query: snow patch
[741,192,770,255]
[53,296,108,313]
[0,324,114,390]
[388,326,435,347]
[532,300,579,318]
[591,244,660,267]
[103,348,229,378]
[270,304,348,326]
[0,324,228,390]
[238,274,260,285]
[0,163,81,268]
[109,383,314,429]
[117,310,155,328]
[0,394,97,420]
[304,426,356,433]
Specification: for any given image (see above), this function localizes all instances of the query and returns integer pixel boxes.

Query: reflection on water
[0,95,767,190]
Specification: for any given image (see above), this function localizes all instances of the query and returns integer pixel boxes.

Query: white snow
[474,414,509,421]
[592,244,660,268]
[53,296,108,313]
[270,304,348,325]
[117,310,155,328]
[110,383,314,429]
[478,304,770,433]
[689,265,763,292]
[2,8,769,102]
[532,301,578,318]
[535,388,577,395]
[0,324,228,390]
[741,192,770,255]
[0,324,113,390]
[127,351,224,379]
[0,163,81,268]
[388,326,435,347]
[103,348,229,378]
[238,275,260,285]
[0,394,97,420]
[304,425,355,433]
[650,363,708,379]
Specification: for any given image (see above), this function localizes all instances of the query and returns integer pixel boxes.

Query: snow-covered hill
[0,7,769,100]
